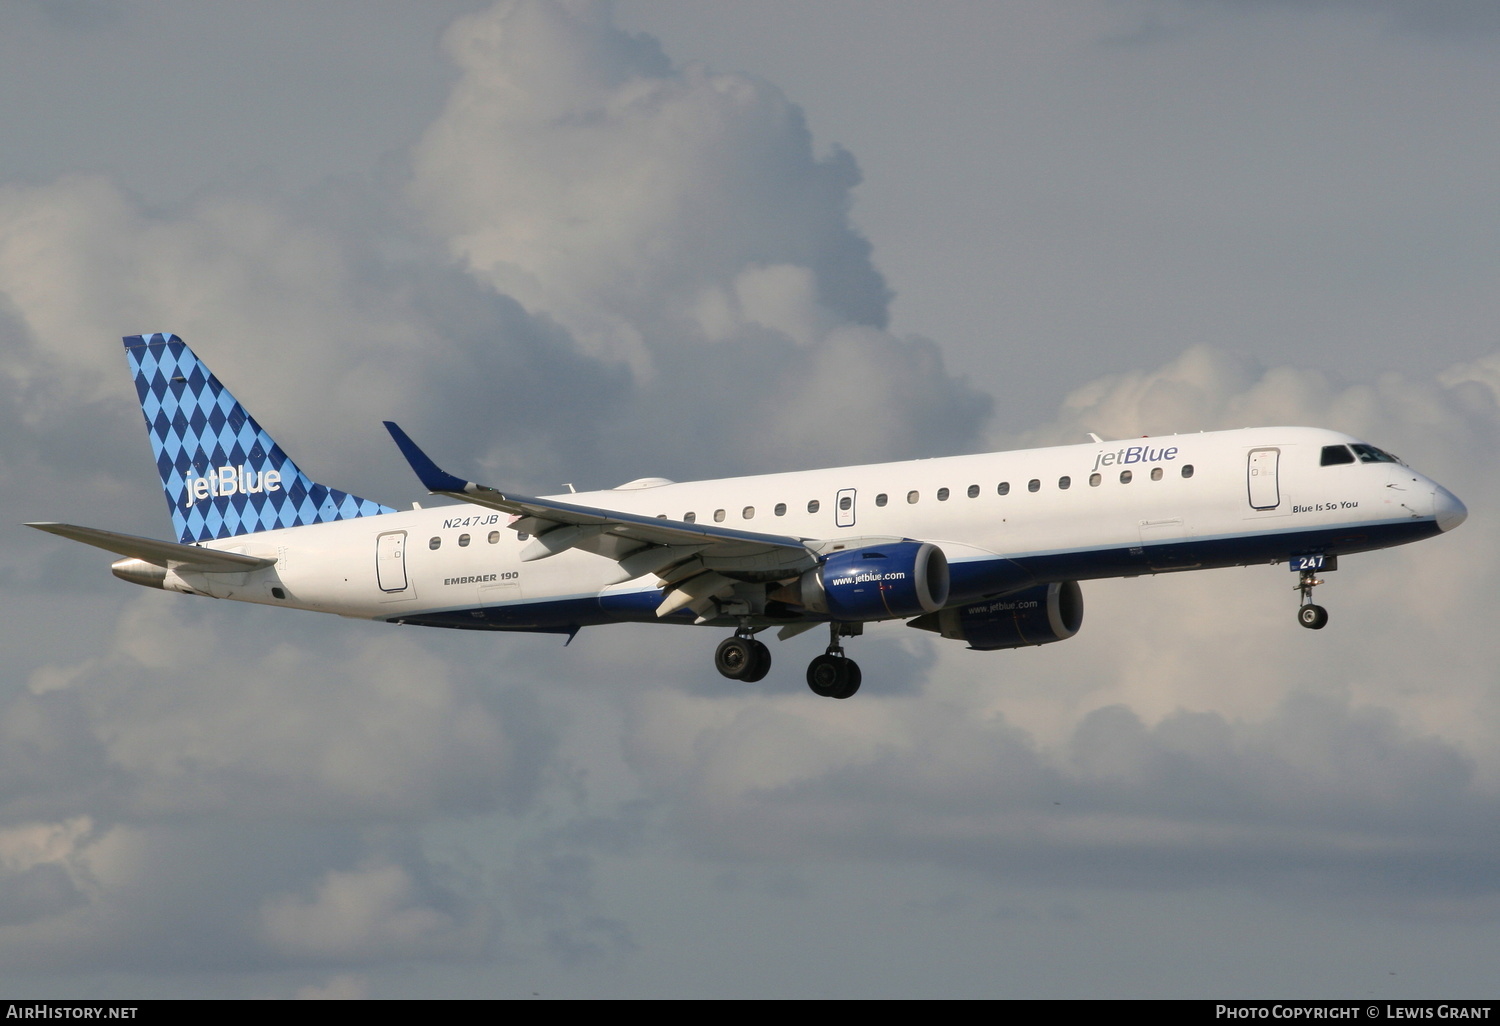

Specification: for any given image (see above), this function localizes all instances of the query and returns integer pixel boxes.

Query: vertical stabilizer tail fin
[124,333,394,544]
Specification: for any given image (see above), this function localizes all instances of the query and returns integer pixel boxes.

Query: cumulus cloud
[412,0,890,348]
[259,861,488,963]
[2,598,549,822]
[0,174,630,508]
[0,817,494,971]
[410,0,990,476]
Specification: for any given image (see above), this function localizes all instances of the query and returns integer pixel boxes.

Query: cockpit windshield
[1321,442,1404,467]
[1350,443,1402,465]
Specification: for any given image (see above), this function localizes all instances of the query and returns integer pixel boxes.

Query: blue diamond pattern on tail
[124,333,395,544]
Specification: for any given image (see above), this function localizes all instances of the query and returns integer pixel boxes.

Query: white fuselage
[159,426,1463,636]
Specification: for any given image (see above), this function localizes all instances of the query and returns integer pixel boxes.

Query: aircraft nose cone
[1434,486,1468,533]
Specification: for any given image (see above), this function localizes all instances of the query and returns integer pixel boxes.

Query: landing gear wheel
[807,654,843,697]
[807,654,861,698]
[741,640,771,683]
[833,659,861,700]
[1298,604,1329,630]
[1293,565,1332,632]
[715,637,755,679]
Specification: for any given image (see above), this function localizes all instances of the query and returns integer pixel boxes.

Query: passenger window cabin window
[488,531,500,544]
[714,509,726,522]
[656,514,666,519]
[1058,476,1071,490]
[839,496,852,511]
[684,512,696,523]
[1321,444,1356,466]
[429,537,441,550]
[774,503,786,516]
[1089,473,1101,487]
[937,487,950,501]
[1027,479,1040,492]
[967,484,980,498]
[743,506,754,519]
[1150,467,1163,481]
[907,491,920,504]
[1182,465,1194,479]
[517,532,529,541]
[1120,470,1133,484]
[998,482,1010,496]
[808,499,821,514]
[875,493,888,507]
[458,533,470,547]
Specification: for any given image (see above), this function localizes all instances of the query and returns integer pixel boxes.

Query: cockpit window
[1320,444,1355,466]
[1350,443,1401,465]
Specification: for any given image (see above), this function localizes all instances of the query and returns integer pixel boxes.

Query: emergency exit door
[835,488,857,528]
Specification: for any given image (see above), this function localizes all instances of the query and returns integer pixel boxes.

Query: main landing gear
[715,631,771,682]
[1295,567,1329,630]
[713,623,863,698]
[806,624,861,700]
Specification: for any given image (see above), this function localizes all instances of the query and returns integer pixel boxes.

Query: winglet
[383,422,475,495]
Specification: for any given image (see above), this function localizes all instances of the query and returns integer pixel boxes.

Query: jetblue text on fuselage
[1090,444,1179,474]
[183,465,282,507]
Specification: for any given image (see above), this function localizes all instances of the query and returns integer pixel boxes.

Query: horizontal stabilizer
[27,522,277,573]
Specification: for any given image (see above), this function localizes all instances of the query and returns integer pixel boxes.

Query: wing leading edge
[382,422,820,618]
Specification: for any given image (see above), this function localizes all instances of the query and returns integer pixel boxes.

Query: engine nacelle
[908,581,1083,650]
[796,541,950,621]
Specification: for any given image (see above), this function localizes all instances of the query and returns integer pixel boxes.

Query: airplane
[30,333,1468,699]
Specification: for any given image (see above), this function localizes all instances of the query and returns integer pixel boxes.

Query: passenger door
[1247,448,1280,511]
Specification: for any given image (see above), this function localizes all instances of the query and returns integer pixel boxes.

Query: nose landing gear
[1295,566,1329,630]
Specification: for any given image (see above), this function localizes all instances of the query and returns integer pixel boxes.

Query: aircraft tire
[807,654,849,697]
[1298,604,1329,630]
[715,637,756,679]
[831,660,861,699]
[741,640,772,683]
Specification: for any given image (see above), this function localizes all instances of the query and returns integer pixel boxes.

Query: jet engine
[791,541,950,621]
[908,581,1083,650]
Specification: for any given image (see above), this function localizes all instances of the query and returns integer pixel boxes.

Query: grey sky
[0,0,1496,998]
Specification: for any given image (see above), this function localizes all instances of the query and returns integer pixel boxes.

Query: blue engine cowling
[799,541,950,621]
[908,581,1083,650]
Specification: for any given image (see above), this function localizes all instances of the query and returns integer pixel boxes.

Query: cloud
[409,0,990,476]
[0,174,637,508]
[259,861,488,963]
[412,0,890,348]
[0,817,495,972]
[3,598,552,822]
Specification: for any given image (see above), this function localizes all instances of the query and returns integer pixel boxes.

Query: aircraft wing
[27,522,278,573]
[384,423,820,610]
